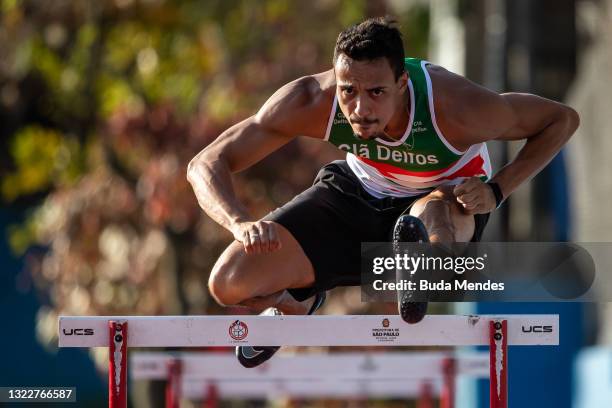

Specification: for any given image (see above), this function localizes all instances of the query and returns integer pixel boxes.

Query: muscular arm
[187,116,294,232]
[487,92,580,198]
[436,68,580,211]
[187,75,331,251]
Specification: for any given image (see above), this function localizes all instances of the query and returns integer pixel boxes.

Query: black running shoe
[306,291,326,315]
[236,291,326,368]
[393,215,430,324]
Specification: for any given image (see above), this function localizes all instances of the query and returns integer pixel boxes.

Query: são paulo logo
[229,320,249,341]
[371,318,400,343]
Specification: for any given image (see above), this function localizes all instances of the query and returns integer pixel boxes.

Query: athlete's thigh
[213,221,315,299]
[261,160,379,295]
[408,185,475,242]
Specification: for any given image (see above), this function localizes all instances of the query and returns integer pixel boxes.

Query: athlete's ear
[397,71,408,92]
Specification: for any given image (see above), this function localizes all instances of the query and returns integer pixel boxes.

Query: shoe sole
[393,215,430,324]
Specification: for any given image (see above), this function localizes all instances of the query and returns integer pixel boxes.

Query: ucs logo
[63,328,94,336]
[521,325,553,333]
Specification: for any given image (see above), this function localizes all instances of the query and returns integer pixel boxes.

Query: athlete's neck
[382,89,411,141]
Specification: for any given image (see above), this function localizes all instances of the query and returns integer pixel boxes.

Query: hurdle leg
[489,320,508,408]
[165,358,182,408]
[109,321,128,408]
[203,382,218,408]
[416,381,434,408]
[440,357,456,408]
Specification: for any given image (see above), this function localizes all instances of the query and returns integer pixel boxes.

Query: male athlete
[187,18,579,368]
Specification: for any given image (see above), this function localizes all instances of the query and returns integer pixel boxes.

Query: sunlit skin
[189,45,579,315]
[334,54,411,141]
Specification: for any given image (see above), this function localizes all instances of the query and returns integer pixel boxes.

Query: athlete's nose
[354,96,372,118]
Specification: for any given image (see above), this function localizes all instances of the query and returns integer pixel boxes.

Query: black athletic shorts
[263,160,490,302]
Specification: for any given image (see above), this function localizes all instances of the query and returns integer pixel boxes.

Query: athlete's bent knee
[420,199,454,226]
[411,193,475,242]
[208,244,253,306]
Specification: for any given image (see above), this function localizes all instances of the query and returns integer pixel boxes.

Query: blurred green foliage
[0,0,430,378]
[2,126,84,201]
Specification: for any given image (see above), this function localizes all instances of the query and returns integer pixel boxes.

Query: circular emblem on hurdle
[229,320,249,340]
[382,318,390,328]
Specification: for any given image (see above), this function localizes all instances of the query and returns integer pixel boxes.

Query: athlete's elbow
[564,106,580,134]
[186,157,203,185]
[187,156,212,186]
[559,104,580,130]
[551,105,580,145]
[187,149,224,184]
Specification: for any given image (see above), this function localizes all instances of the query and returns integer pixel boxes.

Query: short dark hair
[333,17,405,80]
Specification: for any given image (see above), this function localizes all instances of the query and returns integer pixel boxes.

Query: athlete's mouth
[351,120,378,127]
[352,122,378,134]
[353,130,378,140]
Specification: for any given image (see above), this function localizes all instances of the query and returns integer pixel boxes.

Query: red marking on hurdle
[417,381,434,408]
[165,359,182,408]
[489,320,508,408]
[441,357,456,408]
[109,321,127,408]
[203,382,219,408]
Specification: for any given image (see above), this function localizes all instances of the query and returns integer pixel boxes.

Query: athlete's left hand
[453,177,496,214]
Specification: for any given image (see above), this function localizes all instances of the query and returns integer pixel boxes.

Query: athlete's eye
[372,88,384,96]
[342,87,353,95]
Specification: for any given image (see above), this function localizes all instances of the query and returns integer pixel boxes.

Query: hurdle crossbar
[57,314,559,408]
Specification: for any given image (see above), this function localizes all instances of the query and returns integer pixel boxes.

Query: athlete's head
[333,17,408,140]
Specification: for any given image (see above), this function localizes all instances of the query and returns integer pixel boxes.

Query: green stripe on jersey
[327,58,461,172]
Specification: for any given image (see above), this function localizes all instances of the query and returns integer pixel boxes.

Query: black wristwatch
[486,182,504,209]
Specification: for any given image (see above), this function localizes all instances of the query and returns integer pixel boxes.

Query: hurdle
[179,377,442,396]
[181,377,441,406]
[58,314,559,408]
[131,351,490,407]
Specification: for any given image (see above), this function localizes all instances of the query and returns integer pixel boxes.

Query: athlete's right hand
[231,220,282,254]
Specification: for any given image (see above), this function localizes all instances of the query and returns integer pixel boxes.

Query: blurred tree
[1,2,429,404]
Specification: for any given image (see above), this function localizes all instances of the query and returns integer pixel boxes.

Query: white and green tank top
[324,58,492,198]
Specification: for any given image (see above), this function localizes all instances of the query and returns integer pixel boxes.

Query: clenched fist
[453,177,498,215]
[231,220,282,254]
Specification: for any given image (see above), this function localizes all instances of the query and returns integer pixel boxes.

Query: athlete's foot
[236,306,281,368]
[236,292,326,368]
[393,215,430,324]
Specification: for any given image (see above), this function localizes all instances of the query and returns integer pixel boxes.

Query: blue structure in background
[573,348,612,407]
[459,152,584,408]
[0,207,105,407]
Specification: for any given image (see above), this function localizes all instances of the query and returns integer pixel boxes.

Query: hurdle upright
[58,314,559,408]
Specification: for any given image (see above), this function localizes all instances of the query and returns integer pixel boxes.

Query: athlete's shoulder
[255,70,336,139]
[426,64,515,146]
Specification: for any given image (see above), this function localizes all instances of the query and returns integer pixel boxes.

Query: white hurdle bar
[58,314,559,408]
[131,351,490,408]
[180,377,441,400]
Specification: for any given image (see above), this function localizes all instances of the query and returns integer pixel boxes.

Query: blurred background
[0,0,610,407]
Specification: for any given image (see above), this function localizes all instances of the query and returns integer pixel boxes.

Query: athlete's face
[334,54,408,140]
